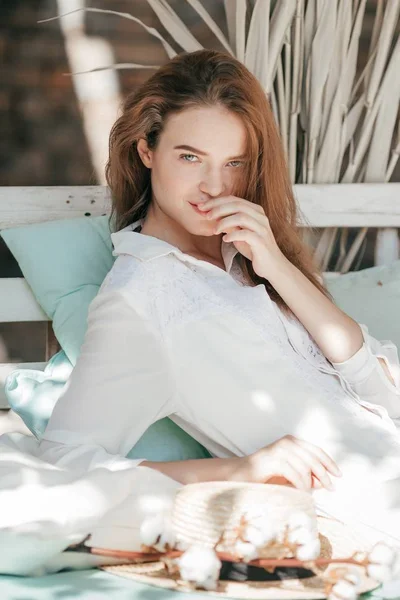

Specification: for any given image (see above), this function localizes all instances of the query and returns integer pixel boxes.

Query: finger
[222,228,260,245]
[214,213,267,237]
[202,198,265,223]
[289,444,335,491]
[293,438,342,477]
[311,475,323,489]
[286,454,314,490]
[267,460,311,491]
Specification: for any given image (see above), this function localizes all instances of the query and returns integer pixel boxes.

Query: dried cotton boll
[175,537,191,552]
[367,542,398,582]
[286,510,320,561]
[295,537,321,561]
[343,572,361,588]
[367,564,393,582]
[242,506,276,547]
[288,525,316,546]
[287,512,316,540]
[369,542,397,565]
[177,545,222,591]
[288,512,315,532]
[328,578,359,600]
[243,523,276,548]
[234,540,259,562]
[367,564,394,583]
[327,571,361,600]
[140,513,176,552]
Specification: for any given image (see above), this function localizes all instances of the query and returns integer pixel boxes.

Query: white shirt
[36,219,400,488]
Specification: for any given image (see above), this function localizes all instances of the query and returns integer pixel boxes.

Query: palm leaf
[236,0,248,63]
[185,0,233,54]
[364,36,400,182]
[245,0,270,88]
[144,0,203,52]
[38,7,177,58]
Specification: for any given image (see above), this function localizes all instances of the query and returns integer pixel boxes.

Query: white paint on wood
[293,183,400,227]
[0,186,111,228]
[375,228,400,265]
[0,279,49,322]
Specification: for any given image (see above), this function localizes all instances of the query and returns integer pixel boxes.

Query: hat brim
[99,517,382,600]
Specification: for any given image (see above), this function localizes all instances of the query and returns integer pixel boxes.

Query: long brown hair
[105,49,333,317]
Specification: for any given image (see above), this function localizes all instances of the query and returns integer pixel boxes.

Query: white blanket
[0,431,181,576]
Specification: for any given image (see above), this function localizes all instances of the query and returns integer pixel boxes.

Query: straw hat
[92,482,399,599]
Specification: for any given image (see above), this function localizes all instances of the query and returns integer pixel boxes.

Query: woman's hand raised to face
[239,434,342,492]
[197,195,286,279]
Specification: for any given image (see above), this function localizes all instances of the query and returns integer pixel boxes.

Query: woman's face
[136,105,248,245]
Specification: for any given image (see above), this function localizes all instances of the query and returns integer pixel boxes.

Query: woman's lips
[189,203,211,216]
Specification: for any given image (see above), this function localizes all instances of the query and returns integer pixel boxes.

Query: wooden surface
[0,278,49,322]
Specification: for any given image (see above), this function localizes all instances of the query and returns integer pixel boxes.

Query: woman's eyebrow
[173,144,246,160]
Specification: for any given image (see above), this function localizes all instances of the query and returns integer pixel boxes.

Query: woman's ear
[136,138,153,169]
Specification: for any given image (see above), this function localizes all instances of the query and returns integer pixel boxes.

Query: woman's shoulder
[98,253,192,307]
[88,255,164,325]
[99,254,152,295]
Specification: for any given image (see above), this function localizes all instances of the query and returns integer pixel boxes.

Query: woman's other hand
[239,435,342,491]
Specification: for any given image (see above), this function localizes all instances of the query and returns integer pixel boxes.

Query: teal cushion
[325,259,400,351]
[5,350,73,440]
[1,216,211,461]
[1,216,115,366]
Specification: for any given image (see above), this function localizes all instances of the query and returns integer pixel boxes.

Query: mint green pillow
[1,216,115,366]
[1,216,211,461]
[325,259,400,351]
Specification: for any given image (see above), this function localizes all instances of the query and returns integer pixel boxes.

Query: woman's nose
[200,170,228,197]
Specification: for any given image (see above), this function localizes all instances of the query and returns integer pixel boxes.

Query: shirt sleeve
[330,323,400,422]
[35,287,176,475]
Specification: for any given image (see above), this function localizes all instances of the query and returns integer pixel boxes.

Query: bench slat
[0,186,111,229]
[0,279,49,322]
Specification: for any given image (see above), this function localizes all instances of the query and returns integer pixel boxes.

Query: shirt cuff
[330,340,375,385]
[331,323,400,390]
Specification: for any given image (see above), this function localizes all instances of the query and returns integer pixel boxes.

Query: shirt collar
[111,218,239,273]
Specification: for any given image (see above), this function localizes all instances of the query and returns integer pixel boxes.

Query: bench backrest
[0,184,399,408]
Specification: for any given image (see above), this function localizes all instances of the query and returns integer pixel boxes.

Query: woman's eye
[180,154,198,162]
[179,154,244,167]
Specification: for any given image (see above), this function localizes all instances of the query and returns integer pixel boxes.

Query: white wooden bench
[0,183,399,412]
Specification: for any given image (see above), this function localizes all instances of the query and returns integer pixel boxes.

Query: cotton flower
[287,511,320,561]
[234,540,259,562]
[328,573,360,600]
[367,542,398,582]
[139,512,176,552]
[288,524,315,546]
[176,545,222,590]
[289,512,315,529]
[242,506,276,547]
[295,537,321,561]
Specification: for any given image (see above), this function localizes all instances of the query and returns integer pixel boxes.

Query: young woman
[36,50,400,543]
